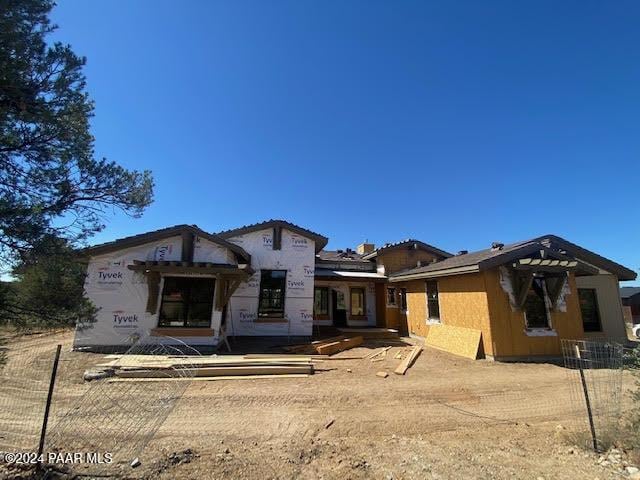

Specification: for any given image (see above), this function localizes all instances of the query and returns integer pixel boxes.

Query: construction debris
[376,371,389,378]
[394,346,422,375]
[283,336,346,354]
[365,346,392,360]
[337,328,399,339]
[283,335,367,356]
[316,336,363,355]
[98,354,315,380]
[324,419,335,429]
[109,374,310,383]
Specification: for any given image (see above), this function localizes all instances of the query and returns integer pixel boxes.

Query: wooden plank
[425,324,482,360]
[282,335,348,353]
[394,346,422,375]
[366,346,392,360]
[337,328,399,339]
[108,374,310,383]
[316,336,363,355]
[114,364,313,378]
[243,354,327,360]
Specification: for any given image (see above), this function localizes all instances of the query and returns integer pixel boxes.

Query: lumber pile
[337,328,399,339]
[283,335,363,355]
[394,346,422,375]
[98,354,316,380]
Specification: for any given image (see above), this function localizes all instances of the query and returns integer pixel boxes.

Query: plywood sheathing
[400,273,495,356]
[484,270,584,358]
[425,324,482,360]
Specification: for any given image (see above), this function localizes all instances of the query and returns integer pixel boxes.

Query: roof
[620,287,640,299]
[84,224,251,263]
[314,269,387,282]
[216,219,328,253]
[389,234,634,281]
[316,250,372,264]
[532,234,637,281]
[362,239,452,260]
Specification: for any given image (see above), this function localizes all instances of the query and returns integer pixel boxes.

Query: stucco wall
[575,274,627,339]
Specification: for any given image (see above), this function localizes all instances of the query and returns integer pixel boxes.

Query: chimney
[356,242,375,255]
[491,242,504,251]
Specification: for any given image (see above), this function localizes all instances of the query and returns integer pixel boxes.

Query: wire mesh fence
[561,338,626,452]
[45,336,201,477]
[0,331,70,454]
[0,330,637,479]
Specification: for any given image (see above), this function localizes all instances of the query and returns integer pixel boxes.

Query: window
[400,288,407,311]
[579,288,602,332]
[524,277,551,329]
[350,287,366,316]
[158,277,215,328]
[258,270,286,317]
[314,287,329,315]
[426,280,440,321]
[387,287,397,306]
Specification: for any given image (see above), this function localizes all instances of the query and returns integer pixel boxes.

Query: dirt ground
[1,330,639,480]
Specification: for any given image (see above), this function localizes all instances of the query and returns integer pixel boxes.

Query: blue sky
[51,1,639,283]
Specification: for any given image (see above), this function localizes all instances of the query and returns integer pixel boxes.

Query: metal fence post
[37,344,62,463]
[574,344,598,451]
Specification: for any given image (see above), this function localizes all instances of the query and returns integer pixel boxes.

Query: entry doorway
[331,289,347,327]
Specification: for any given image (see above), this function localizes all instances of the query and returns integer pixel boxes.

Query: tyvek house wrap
[225,228,315,336]
[75,235,238,348]
[75,236,184,348]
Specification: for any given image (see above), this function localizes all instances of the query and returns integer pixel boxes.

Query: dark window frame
[387,287,397,306]
[578,288,602,332]
[314,286,329,316]
[523,277,552,330]
[426,280,440,322]
[350,287,366,317]
[158,276,215,328]
[258,269,287,318]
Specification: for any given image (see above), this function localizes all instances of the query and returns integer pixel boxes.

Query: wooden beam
[114,364,313,378]
[512,264,578,273]
[181,231,194,262]
[145,271,161,314]
[394,345,422,375]
[315,336,363,355]
[514,271,534,310]
[273,226,282,250]
[546,275,567,310]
